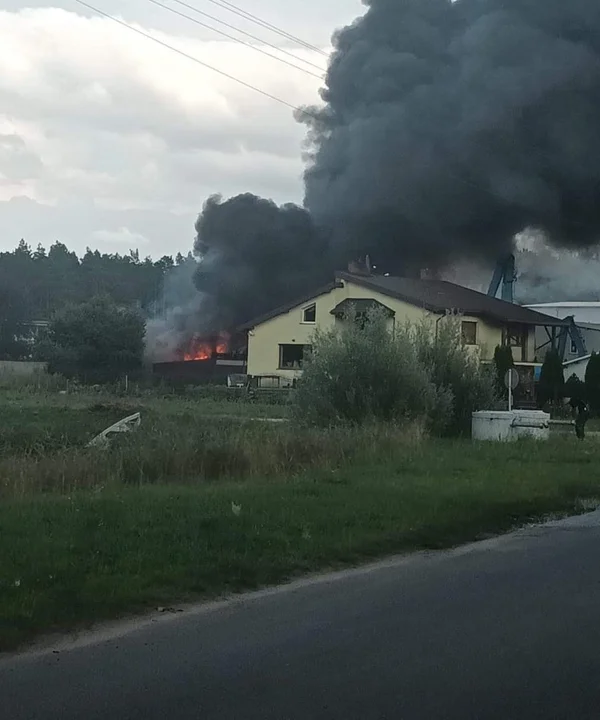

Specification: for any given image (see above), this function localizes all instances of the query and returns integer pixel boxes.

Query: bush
[294,309,496,435]
[294,307,439,428]
[585,352,600,415]
[413,316,497,436]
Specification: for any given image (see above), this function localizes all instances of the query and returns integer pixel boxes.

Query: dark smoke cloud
[192,194,331,330]
[301,0,600,271]
[188,0,600,336]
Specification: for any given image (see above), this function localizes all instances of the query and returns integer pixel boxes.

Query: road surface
[3,510,600,719]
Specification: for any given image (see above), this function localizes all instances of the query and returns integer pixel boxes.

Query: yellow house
[241,271,567,389]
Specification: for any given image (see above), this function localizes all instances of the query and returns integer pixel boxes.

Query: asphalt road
[3,511,600,720]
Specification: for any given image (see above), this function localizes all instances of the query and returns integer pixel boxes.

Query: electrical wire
[142,0,324,78]
[167,0,326,72]
[74,0,595,233]
[200,0,328,57]
[73,0,315,115]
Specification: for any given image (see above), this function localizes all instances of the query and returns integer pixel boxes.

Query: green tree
[42,295,145,383]
[585,352,600,415]
[537,349,565,409]
[493,345,514,399]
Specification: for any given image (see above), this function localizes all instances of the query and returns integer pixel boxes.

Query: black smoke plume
[192,194,331,331]
[191,0,600,333]
[302,0,600,272]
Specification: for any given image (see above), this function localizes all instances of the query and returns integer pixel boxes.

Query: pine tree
[493,345,514,398]
[537,350,565,409]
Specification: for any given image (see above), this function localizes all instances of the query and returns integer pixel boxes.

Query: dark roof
[238,272,569,332]
[237,281,342,331]
[330,298,395,318]
[336,272,569,327]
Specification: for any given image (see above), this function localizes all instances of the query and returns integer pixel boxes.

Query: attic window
[302,304,316,323]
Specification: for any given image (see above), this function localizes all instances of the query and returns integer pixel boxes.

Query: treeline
[0,239,194,360]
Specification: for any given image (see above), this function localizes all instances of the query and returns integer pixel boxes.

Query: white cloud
[91,226,150,247]
[0,5,332,256]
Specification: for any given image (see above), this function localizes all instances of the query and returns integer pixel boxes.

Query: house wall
[247,278,511,379]
[563,357,589,383]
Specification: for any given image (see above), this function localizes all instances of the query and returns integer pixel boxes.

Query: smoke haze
[154,0,600,353]
[301,0,600,271]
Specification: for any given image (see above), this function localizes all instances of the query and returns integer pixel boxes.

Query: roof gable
[337,272,568,327]
[237,281,342,331]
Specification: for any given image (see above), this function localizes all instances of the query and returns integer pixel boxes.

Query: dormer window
[302,304,316,323]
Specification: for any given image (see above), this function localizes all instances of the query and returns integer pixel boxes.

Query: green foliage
[294,309,496,435]
[2,434,600,650]
[537,350,565,408]
[41,296,145,383]
[585,352,600,415]
[493,344,514,398]
[0,239,180,323]
[294,307,438,427]
[413,316,497,436]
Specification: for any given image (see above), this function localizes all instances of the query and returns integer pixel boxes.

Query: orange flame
[182,333,229,361]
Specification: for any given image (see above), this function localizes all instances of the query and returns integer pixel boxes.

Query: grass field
[1,386,600,652]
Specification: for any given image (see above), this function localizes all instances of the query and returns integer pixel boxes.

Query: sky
[0,0,364,258]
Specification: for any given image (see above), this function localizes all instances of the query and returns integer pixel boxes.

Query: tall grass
[0,417,423,498]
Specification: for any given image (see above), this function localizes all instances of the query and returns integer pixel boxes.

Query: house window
[570,340,578,355]
[279,344,311,369]
[503,324,528,362]
[302,304,316,323]
[461,321,477,346]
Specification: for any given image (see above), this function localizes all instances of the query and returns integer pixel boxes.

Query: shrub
[537,349,564,408]
[294,307,439,428]
[585,352,600,415]
[413,316,497,436]
[294,309,496,435]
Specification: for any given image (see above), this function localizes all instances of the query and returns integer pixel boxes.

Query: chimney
[347,256,373,276]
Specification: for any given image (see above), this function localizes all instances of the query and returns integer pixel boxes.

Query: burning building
[151,0,600,370]
[151,330,247,386]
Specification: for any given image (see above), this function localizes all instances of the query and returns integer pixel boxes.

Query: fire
[182,333,229,361]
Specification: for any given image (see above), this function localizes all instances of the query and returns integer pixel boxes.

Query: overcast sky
[0,0,364,258]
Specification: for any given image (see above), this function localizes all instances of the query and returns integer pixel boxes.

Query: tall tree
[42,295,146,383]
[537,350,565,409]
[585,353,600,416]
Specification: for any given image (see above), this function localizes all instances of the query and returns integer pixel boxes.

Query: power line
[73,0,315,115]
[168,0,326,72]
[200,0,328,57]
[142,0,325,78]
[75,0,588,230]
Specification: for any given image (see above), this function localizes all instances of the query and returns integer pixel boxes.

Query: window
[302,304,316,323]
[570,340,578,355]
[461,321,477,346]
[279,344,311,369]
